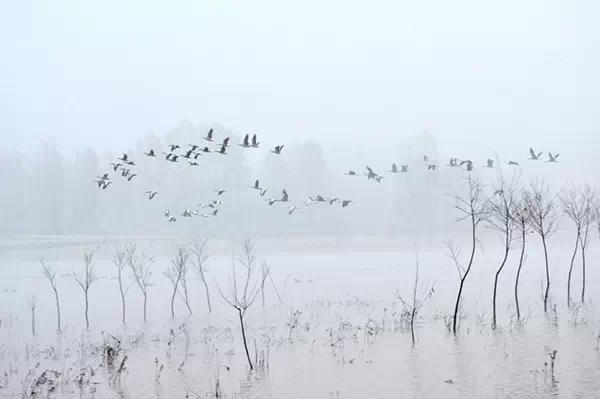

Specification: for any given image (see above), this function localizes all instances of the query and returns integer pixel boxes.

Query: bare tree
[73,249,99,330]
[259,261,282,308]
[127,243,153,323]
[511,199,530,321]
[216,239,267,370]
[487,171,519,329]
[449,175,489,334]
[40,258,61,332]
[577,185,596,303]
[190,239,212,313]
[524,180,558,313]
[395,251,434,345]
[111,247,131,326]
[165,247,192,319]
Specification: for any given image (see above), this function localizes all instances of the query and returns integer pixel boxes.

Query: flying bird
[259,188,268,197]
[118,154,129,162]
[215,189,226,195]
[251,180,261,190]
[240,134,250,148]
[401,165,409,173]
[145,190,158,200]
[145,149,156,157]
[204,128,214,142]
[288,205,297,215]
[189,162,199,166]
[127,173,137,181]
[390,163,399,173]
[508,160,520,166]
[110,162,121,171]
[168,144,180,152]
[486,159,494,168]
[547,153,560,163]
[427,164,437,171]
[345,170,358,176]
[221,137,230,147]
[271,145,284,154]
[280,189,289,202]
[341,200,352,208]
[251,134,259,148]
[366,166,378,179]
[217,145,227,155]
[529,148,542,160]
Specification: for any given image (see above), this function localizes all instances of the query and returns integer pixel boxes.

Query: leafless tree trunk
[395,250,434,345]
[40,259,61,332]
[73,249,100,330]
[111,248,130,326]
[190,239,212,313]
[450,175,489,334]
[577,185,595,303]
[165,247,191,319]
[127,243,153,323]
[488,171,518,329]
[512,204,529,321]
[216,239,267,370]
[525,180,558,313]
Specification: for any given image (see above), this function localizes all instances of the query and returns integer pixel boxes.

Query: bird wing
[530,148,536,158]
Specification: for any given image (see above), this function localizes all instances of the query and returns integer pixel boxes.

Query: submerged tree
[40,258,62,332]
[111,247,130,326]
[395,251,434,345]
[127,243,153,323]
[487,171,519,329]
[217,239,267,370]
[73,249,99,330]
[190,239,212,313]
[577,185,595,304]
[165,247,192,319]
[450,175,489,334]
[524,180,558,313]
[511,199,530,321]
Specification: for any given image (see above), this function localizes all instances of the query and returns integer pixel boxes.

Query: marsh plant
[395,251,434,345]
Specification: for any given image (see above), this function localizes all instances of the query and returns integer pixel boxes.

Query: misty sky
[1,0,598,164]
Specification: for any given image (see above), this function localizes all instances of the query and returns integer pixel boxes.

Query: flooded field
[1,237,599,398]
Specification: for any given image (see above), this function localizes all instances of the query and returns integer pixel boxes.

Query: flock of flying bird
[94,129,560,223]
[350,147,560,183]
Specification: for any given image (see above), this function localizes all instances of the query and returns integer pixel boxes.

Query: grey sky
[1,0,598,164]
